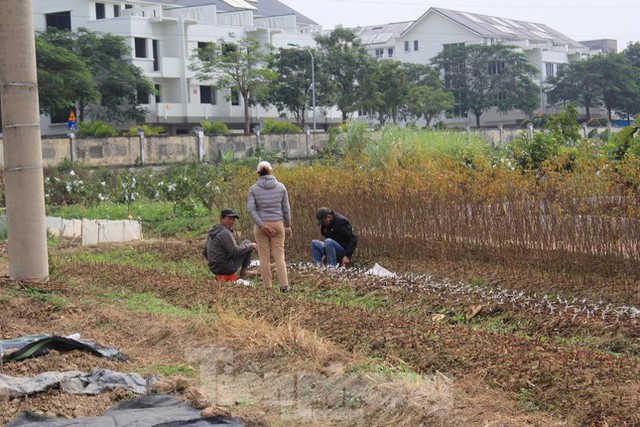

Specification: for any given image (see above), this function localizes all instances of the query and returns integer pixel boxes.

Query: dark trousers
[210,239,253,275]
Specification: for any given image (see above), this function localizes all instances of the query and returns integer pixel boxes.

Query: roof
[147,0,318,25]
[356,21,414,46]
[419,7,584,49]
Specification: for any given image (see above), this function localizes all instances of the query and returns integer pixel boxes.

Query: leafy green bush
[260,119,300,134]
[77,121,118,137]
[508,132,558,171]
[127,124,165,136]
[201,120,231,135]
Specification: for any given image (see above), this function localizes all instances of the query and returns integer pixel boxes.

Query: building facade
[357,7,601,127]
[33,0,322,135]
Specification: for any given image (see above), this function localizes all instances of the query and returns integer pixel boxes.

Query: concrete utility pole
[0,0,50,281]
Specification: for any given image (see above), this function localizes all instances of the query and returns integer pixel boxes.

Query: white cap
[257,161,272,172]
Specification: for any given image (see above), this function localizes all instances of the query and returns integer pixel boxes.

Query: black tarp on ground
[0,335,123,363]
[5,394,244,427]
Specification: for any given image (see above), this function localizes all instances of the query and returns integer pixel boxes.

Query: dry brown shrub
[208,307,353,371]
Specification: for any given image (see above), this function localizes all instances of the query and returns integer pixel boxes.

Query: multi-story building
[357,7,600,127]
[33,0,321,135]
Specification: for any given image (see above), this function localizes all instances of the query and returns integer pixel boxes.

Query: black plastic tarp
[5,394,244,427]
[0,335,123,362]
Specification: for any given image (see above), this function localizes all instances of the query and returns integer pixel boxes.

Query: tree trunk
[242,91,251,134]
[475,112,481,128]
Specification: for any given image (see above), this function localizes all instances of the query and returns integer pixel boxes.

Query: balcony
[123,5,165,22]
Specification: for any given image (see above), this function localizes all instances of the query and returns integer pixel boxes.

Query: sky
[280,0,640,52]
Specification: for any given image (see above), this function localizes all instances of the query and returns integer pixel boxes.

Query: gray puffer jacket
[203,224,253,271]
[247,175,291,228]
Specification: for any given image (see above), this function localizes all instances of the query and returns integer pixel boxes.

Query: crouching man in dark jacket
[203,209,257,277]
[311,207,358,267]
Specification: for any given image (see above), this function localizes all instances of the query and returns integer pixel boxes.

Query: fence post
[498,123,503,147]
[527,122,534,138]
[582,122,588,139]
[67,129,76,163]
[305,126,310,159]
[255,127,261,156]
[196,128,205,162]
[137,128,145,165]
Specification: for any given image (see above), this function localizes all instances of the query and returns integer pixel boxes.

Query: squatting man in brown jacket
[203,208,257,278]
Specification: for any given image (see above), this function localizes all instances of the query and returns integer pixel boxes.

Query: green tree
[359,60,409,125]
[546,60,601,121]
[432,44,539,127]
[266,47,318,128]
[548,53,640,122]
[35,37,100,120]
[315,26,375,121]
[38,29,154,124]
[191,36,274,134]
[403,65,454,127]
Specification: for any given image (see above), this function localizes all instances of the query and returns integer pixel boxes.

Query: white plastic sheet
[81,219,143,246]
[365,263,397,278]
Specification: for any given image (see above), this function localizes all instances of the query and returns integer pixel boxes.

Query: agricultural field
[1,121,639,425]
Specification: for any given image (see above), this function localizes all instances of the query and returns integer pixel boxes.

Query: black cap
[221,208,239,218]
[316,207,331,225]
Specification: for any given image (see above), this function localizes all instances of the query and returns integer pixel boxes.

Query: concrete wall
[0,126,614,167]
[0,132,329,167]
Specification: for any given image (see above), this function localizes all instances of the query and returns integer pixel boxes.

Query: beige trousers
[254,221,289,289]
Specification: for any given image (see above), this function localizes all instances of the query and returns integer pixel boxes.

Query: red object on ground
[215,274,237,281]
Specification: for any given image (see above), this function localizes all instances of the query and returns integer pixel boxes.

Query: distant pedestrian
[311,207,357,267]
[203,209,257,278]
[247,161,292,292]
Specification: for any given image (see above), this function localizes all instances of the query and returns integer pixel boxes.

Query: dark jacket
[203,224,253,274]
[320,212,357,258]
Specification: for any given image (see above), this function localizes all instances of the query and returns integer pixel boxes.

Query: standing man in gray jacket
[203,208,257,278]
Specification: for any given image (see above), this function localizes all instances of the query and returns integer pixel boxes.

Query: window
[488,61,505,75]
[387,48,394,58]
[200,86,216,105]
[404,41,410,52]
[231,91,240,106]
[45,11,71,30]
[95,3,106,19]
[545,62,555,78]
[125,4,133,9]
[197,42,213,60]
[155,85,161,103]
[443,42,465,52]
[152,40,159,71]
[114,5,121,17]
[222,42,237,56]
[375,49,384,59]
[136,85,151,104]
[414,40,419,51]
[135,38,147,58]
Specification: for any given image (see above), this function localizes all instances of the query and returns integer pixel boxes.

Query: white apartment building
[357,7,599,127]
[33,0,321,135]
